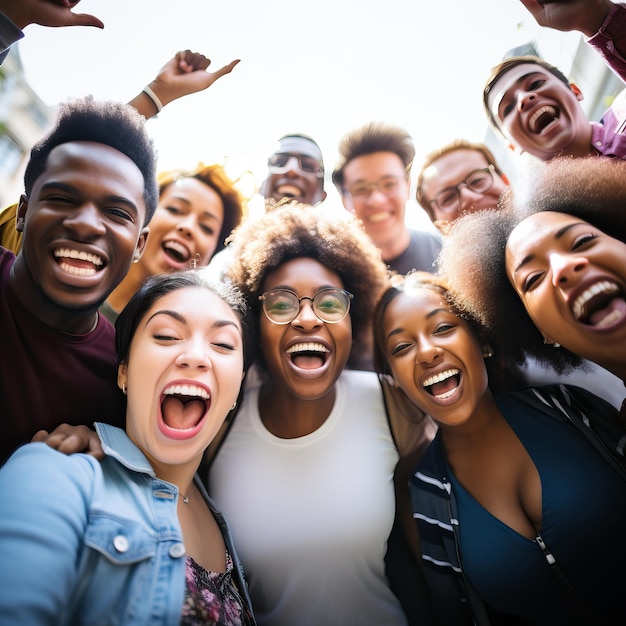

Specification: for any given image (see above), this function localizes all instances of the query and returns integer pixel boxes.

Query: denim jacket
[0,423,255,625]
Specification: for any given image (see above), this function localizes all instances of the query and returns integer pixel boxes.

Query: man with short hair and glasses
[416,139,510,235]
[258,133,327,207]
[332,121,441,276]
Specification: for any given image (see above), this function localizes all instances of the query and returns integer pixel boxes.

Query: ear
[570,83,584,101]
[133,227,149,263]
[117,362,128,391]
[16,195,28,232]
[382,372,398,388]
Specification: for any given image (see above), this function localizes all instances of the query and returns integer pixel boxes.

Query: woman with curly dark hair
[372,270,626,625]
[207,204,434,626]
[438,156,626,394]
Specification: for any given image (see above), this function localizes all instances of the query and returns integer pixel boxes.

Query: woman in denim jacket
[0,270,256,625]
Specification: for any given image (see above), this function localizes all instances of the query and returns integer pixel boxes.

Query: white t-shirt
[209,369,406,626]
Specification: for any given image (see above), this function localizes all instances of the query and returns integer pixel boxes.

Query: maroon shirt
[0,248,125,464]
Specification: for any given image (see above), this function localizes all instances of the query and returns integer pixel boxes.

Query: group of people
[1,1,626,625]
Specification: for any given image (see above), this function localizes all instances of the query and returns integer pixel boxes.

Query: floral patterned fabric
[181,551,254,626]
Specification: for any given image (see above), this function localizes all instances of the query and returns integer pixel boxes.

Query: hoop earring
[122,384,127,395]
[16,217,25,232]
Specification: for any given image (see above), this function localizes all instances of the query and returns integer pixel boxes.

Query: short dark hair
[116,269,254,374]
[332,122,415,191]
[157,163,245,255]
[483,55,571,136]
[24,96,159,225]
[415,139,505,220]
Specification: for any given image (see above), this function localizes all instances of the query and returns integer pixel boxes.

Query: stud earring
[543,338,560,348]
[230,400,237,411]
[483,350,494,358]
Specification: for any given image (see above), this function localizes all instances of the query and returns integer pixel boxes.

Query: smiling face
[487,63,590,161]
[262,152,326,206]
[15,141,148,316]
[505,211,626,378]
[382,288,489,427]
[259,257,352,401]
[419,149,508,231]
[341,151,410,250]
[140,177,225,274]
[118,286,244,470]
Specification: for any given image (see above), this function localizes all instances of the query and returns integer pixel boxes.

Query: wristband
[142,85,163,114]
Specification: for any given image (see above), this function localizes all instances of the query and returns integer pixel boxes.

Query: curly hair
[225,203,389,365]
[372,270,521,389]
[24,96,158,225]
[415,139,506,220]
[157,163,245,255]
[436,160,606,375]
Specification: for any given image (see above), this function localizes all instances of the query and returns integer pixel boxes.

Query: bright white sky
[16,0,582,229]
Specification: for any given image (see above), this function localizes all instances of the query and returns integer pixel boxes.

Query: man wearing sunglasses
[416,139,510,235]
[258,133,327,206]
[332,121,441,276]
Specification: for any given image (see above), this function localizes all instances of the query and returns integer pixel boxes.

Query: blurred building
[0,45,55,207]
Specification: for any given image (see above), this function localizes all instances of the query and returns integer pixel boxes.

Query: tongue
[430,376,458,397]
[292,354,324,369]
[589,297,626,327]
[161,396,205,429]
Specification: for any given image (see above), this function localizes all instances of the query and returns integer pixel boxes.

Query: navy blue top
[449,393,626,624]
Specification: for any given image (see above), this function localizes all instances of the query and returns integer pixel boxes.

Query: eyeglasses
[344,176,403,203]
[267,153,324,178]
[429,165,496,214]
[259,288,353,325]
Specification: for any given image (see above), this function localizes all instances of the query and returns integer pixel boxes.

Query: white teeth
[276,184,302,197]
[54,248,103,266]
[58,262,97,277]
[529,105,557,132]
[286,342,329,354]
[368,211,392,223]
[163,240,191,260]
[422,369,460,388]
[572,281,619,320]
[163,384,210,399]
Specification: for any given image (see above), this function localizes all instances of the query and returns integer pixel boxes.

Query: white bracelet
[142,85,163,114]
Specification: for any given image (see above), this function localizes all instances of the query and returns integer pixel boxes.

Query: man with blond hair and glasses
[416,139,510,235]
[332,121,441,275]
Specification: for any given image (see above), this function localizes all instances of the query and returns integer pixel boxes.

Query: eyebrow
[167,194,221,221]
[512,221,584,274]
[145,309,241,332]
[39,181,139,213]
[385,307,449,340]
[493,71,541,114]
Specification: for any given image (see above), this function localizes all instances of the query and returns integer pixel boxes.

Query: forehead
[343,151,406,183]
[143,286,240,326]
[506,211,581,258]
[422,149,490,191]
[262,257,343,290]
[271,136,323,162]
[487,63,554,116]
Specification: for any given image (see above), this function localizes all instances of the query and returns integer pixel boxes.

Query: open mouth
[53,248,104,277]
[571,280,626,328]
[368,211,392,223]
[162,240,191,264]
[276,183,303,199]
[161,383,210,430]
[423,368,461,400]
[529,105,559,134]
[286,342,329,370]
